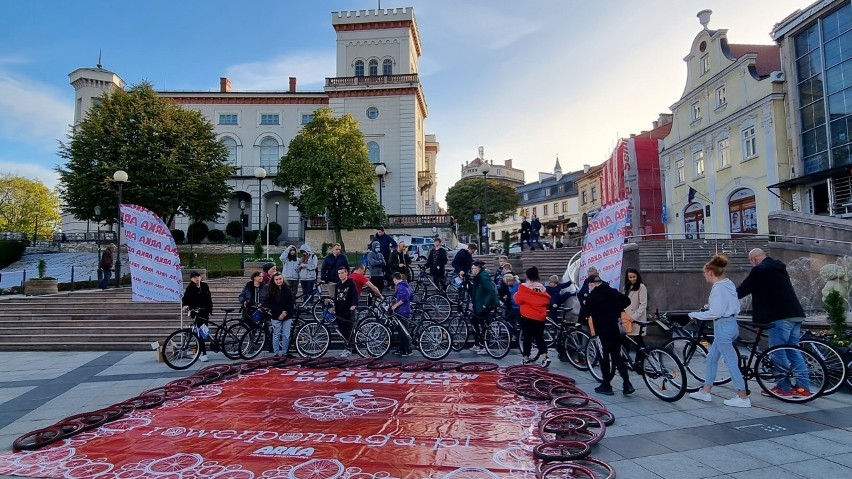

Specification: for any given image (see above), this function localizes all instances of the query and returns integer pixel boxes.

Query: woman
[688,255,751,408]
[238,272,265,323]
[262,273,295,357]
[367,241,387,291]
[470,260,499,354]
[388,241,412,280]
[280,245,301,299]
[623,268,648,338]
[584,274,633,396]
[513,266,552,367]
[297,244,318,297]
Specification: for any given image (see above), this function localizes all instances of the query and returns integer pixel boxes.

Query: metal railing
[308,214,453,229]
[325,74,419,87]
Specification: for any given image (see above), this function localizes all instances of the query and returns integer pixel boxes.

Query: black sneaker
[400,351,413,357]
[623,383,636,395]
[557,354,569,362]
[594,385,615,395]
[540,357,551,368]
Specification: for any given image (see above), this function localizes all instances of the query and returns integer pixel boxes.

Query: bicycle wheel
[444,281,459,304]
[641,347,687,402]
[755,345,827,403]
[418,324,452,360]
[544,319,559,348]
[845,348,852,392]
[219,322,245,360]
[312,297,332,321]
[664,337,731,392]
[800,339,846,395]
[354,321,391,359]
[484,320,511,359]
[533,440,591,461]
[295,322,331,358]
[446,315,470,352]
[239,327,266,360]
[563,329,590,371]
[423,294,452,323]
[584,337,606,383]
[162,329,200,370]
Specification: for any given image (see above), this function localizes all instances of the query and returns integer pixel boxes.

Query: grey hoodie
[298,244,318,281]
[281,245,300,280]
[689,278,740,321]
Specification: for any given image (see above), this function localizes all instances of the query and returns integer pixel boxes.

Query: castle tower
[326,7,429,215]
[68,65,125,128]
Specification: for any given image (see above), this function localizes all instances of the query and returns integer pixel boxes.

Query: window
[545,187,552,197]
[675,159,685,184]
[91,97,102,107]
[525,208,530,218]
[354,60,364,77]
[591,186,597,201]
[260,137,279,169]
[693,150,705,177]
[367,141,380,163]
[715,85,726,107]
[383,59,393,75]
[543,205,549,216]
[369,59,378,76]
[558,184,565,193]
[718,139,730,168]
[691,101,701,121]
[223,137,238,168]
[522,192,529,201]
[701,54,710,75]
[366,106,379,120]
[742,126,757,158]
[562,200,568,212]
[582,191,588,204]
[532,207,537,217]
[300,113,314,125]
[219,114,238,125]
[554,202,559,214]
[260,114,279,125]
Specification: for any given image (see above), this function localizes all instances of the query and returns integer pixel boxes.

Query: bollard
[21,270,26,289]
[70,266,75,292]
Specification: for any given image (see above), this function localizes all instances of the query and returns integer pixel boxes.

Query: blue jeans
[271,318,292,355]
[767,319,808,391]
[98,269,112,289]
[300,280,316,298]
[704,317,746,391]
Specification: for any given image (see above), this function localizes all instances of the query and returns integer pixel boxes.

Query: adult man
[321,243,350,284]
[182,271,214,362]
[520,218,532,251]
[332,266,359,357]
[531,216,542,250]
[737,248,810,397]
[98,243,116,290]
[452,243,477,278]
[577,266,599,325]
[367,240,387,291]
[425,238,448,289]
[388,241,412,279]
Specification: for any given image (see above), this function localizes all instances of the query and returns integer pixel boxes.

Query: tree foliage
[57,82,233,227]
[274,108,381,251]
[445,178,520,234]
[0,174,61,239]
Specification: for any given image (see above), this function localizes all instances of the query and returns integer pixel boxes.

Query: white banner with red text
[577,199,631,290]
[120,204,183,302]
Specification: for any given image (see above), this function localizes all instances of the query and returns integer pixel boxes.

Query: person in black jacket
[737,248,810,396]
[452,243,477,277]
[584,275,634,396]
[331,266,359,357]
[182,271,214,362]
[576,266,599,325]
[389,241,412,280]
[263,272,295,356]
[320,243,350,284]
[520,218,532,251]
[425,239,448,289]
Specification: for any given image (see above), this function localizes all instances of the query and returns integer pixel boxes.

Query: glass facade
[795,2,852,173]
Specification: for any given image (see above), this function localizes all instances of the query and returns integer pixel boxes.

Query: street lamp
[481,162,491,254]
[254,167,266,233]
[374,163,387,214]
[239,199,246,262]
[33,211,40,244]
[113,170,128,287]
[274,201,280,225]
[94,206,102,281]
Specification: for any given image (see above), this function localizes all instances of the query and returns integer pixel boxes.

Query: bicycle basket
[453,276,464,288]
[323,309,336,324]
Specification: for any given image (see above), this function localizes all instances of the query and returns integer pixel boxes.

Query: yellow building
[660,10,792,238]
[575,164,604,234]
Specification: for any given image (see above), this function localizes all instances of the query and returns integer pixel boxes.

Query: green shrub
[0,240,26,268]
[321,242,330,257]
[187,222,209,244]
[226,221,243,239]
[243,230,259,245]
[264,222,283,244]
[824,289,848,338]
[253,237,263,258]
[171,229,185,244]
[207,228,226,243]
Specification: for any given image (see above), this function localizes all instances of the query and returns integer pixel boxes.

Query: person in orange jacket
[513,266,552,367]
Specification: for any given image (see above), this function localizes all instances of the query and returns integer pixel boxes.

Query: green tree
[274,108,381,251]
[0,174,61,239]
[56,82,233,227]
[445,178,520,234]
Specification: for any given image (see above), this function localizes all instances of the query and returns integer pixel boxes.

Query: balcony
[309,214,452,229]
[325,74,420,88]
[417,170,435,190]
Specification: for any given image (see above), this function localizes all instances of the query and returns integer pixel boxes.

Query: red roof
[634,122,673,140]
[727,44,781,77]
[468,157,483,166]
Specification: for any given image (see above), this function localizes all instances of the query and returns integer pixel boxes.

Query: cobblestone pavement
[0,349,850,478]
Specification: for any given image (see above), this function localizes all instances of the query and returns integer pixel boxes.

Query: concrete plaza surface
[0,349,850,478]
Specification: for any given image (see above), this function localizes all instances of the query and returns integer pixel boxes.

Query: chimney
[219,77,231,93]
[289,77,297,93]
[630,133,636,138]
[659,113,673,125]
[583,164,590,173]
[505,159,513,168]
[652,120,659,128]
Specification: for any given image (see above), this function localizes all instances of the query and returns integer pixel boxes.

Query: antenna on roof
[97,49,102,69]
[378,0,381,9]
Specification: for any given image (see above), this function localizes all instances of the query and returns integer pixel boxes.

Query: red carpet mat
[0,365,548,478]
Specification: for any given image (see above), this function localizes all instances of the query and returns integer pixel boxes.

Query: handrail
[624,231,852,249]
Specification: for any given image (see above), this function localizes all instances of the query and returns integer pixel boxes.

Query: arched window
[383,59,393,75]
[369,59,379,76]
[367,141,380,163]
[260,137,279,170]
[222,137,238,169]
[354,60,364,77]
[728,188,757,237]
[683,202,705,239]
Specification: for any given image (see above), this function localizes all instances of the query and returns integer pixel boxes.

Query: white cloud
[0,71,73,149]
[225,52,336,91]
[0,161,59,189]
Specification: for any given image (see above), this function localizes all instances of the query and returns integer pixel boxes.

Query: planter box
[24,279,59,296]
[181,268,208,282]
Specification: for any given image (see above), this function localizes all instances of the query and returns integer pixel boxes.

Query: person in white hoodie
[687,255,751,408]
[297,244,318,297]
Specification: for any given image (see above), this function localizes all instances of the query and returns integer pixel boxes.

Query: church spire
[554,155,562,181]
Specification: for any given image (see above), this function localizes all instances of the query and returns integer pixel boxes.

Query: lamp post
[274,201,280,225]
[254,167,266,233]
[375,163,387,216]
[33,211,40,244]
[94,206,102,281]
[113,170,128,287]
[481,162,491,254]
[239,199,246,262]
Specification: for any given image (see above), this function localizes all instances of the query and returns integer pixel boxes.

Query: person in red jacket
[513,266,552,367]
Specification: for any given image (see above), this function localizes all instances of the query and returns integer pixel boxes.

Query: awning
[768,165,850,189]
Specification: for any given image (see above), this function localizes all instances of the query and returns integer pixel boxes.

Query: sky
[0,0,810,208]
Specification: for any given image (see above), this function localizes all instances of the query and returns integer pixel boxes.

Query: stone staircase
[635,238,769,272]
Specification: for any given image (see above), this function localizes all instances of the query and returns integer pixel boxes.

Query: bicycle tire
[424,294,452,323]
[539,412,605,445]
[365,359,402,369]
[59,411,110,432]
[641,347,687,402]
[545,458,615,479]
[563,328,591,371]
[551,395,605,410]
[844,348,852,392]
[295,321,330,358]
[238,327,266,360]
[573,407,616,427]
[456,362,499,372]
[513,383,551,401]
[161,328,201,370]
[354,321,391,359]
[755,345,827,403]
[539,463,597,479]
[547,383,587,399]
[800,339,846,395]
[484,320,512,359]
[13,425,67,451]
[446,315,470,352]
[400,360,434,371]
[219,322,245,360]
[425,360,463,371]
[664,337,732,392]
[418,324,452,360]
[141,385,192,401]
[533,440,591,461]
[496,376,528,391]
[584,337,606,383]
[125,393,166,409]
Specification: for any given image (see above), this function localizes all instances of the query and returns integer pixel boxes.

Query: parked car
[445,244,468,260]
[407,244,428,262]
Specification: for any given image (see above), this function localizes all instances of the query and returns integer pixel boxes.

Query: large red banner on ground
[0,366,546,478]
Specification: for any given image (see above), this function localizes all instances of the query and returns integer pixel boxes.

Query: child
[545,275,574,320]
[390,272,413,357]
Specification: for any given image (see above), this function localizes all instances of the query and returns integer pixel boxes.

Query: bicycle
[800,330,847,395]
[294,282,331,322]
[353,300,451,360]
[410,265,452,322]
[161,307,244,370]
[586,320,688,401]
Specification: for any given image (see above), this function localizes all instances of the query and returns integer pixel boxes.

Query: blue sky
[0,0,807,207]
